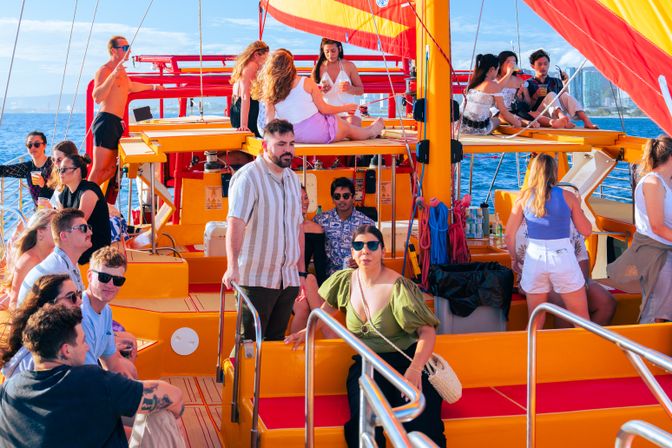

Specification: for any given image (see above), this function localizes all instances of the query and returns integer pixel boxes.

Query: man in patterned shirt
[314,177,374,275]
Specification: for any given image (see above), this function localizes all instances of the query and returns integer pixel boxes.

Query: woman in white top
[312,38,364,126]
[255,49,384,144]
[460,54,522,135]
[495,51,539,128]
[634,136,672,322]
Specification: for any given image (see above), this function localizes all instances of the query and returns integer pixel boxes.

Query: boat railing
[596,164,634,203]
[527,303,672,448]
[0,153,34,239]
[305,308,437,448]
[615,420,672,447]
[216,281,263,448]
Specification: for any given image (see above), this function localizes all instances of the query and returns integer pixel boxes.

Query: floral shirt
[314,208,374,275]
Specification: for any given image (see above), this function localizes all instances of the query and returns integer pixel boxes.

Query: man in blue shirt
[314,177,374,275]
[82,246,137,379]
[17,208,91,307]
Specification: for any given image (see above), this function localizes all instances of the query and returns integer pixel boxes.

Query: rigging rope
[418,198,430,289]
[52,0,79,144]
[513,0,522,187]
[259,0,270,39]
[0,0,27,130]
[608,82,626,133]
[198,0,204,120]
[429,199,449,265]
[65,0,100,139]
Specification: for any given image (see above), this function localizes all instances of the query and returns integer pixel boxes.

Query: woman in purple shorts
[254,49,384,144]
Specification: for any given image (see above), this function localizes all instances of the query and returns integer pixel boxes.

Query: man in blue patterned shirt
[314,177,374,275]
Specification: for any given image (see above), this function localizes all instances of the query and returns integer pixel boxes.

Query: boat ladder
[527,303,672,448]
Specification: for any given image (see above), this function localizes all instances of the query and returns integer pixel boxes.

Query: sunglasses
[91,269,126,287]
[114,45,130,52]
[54,290,82,305]
[333,193,352,200]
[26,142,44,149]
[352,241,381,251]
[58,166,78,174]
[68,223,92,233]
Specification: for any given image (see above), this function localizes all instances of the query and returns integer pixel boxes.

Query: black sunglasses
[333,193,352,200]
[114,45,130,52]
[26,142,44,149]
[54,290,82,305]
[91,270,126,287]
[352,241,381,251]
[58,166,78,174]
[68,224,92,233]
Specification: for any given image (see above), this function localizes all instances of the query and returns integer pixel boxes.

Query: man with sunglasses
[90,35,165,201]
[17,208,92,307]
[0,131,54,206]
[81,246,137,379]
[314,177,374,275]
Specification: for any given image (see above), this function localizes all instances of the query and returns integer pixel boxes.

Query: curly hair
[230,40,269,86]
[23,304,82,362]
[89,245,127,271]
[0,274,71,367]
[252,48,297,106]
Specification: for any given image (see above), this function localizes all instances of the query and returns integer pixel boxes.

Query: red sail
[524,0,672,135]
[264,0,415,59]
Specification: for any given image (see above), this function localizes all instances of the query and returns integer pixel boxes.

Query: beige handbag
[356,271,462,404]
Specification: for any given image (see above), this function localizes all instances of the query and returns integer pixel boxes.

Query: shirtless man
[90,36,164,196]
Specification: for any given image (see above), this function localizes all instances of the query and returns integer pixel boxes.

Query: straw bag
[356,271,462,404]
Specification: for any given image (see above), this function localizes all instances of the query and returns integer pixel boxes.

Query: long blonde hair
[519,154,558,217]
[252,48,297,106]
[640,135,672,175]
[230,40,269,86]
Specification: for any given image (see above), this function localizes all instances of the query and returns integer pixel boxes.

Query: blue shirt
[314,208,374,275]
[17,247,85,307]
[81,291,117,365]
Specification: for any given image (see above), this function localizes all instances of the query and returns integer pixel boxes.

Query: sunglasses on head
[26,142,44,149]
[352,241,381,251]
[54,290,82,305]
[114,45,130,52]
[68,223,92,233]
[333,193,352,200]
[91,270,126,286]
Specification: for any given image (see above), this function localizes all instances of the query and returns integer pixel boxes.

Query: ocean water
[0,113,665,222]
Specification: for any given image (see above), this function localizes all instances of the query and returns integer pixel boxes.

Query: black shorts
[92,112,124,150]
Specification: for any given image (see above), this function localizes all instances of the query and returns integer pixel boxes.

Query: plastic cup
[538,84,548,96]
[339,81,349,92]
[30,171,42,184]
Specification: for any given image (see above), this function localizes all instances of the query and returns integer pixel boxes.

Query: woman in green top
[285,225,445,447]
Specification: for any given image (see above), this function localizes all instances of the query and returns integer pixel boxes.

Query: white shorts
[520,238,585,294]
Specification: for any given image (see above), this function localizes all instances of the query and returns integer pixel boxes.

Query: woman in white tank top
[312,38,364,126]
[255,49,384,144]
[633,136,672,322]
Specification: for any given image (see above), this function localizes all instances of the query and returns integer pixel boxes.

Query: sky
[0,0,586,99]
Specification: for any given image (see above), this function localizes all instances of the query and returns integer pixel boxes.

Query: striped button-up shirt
[228,156,302,289]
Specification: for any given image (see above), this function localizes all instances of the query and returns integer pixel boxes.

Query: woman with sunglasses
[58,153,111,264]
[3,209,57,310]
[0,274,81,379]
[0,131,54,206]
[285,225,445,447]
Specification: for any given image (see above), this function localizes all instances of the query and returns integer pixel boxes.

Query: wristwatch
[298,271,308,278]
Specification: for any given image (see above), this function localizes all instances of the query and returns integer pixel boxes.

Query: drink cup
[30,171,42,185]
[339,81,349,92]
[538,84,548,97]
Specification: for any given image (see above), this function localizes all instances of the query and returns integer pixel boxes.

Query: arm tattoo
[140,382,174,412]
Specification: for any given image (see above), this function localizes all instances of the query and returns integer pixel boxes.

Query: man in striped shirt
[223,119,306,340]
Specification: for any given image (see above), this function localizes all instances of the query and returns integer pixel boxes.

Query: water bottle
[480,202,489,237]
[316,205,323,215]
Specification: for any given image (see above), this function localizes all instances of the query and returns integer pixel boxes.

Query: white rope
[0,0,27,130]
[500,58,588,139]
[65,0,100,139]
[79,0,155,150]
[514,0,522,61]
[198,0,204,121]
[52,0,79,144]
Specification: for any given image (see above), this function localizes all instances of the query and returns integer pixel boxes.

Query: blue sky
[0,0,584,98]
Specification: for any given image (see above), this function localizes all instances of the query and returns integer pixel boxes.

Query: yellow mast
[416,0,452,205]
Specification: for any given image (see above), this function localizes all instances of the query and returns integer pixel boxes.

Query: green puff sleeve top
[318,269,439,353]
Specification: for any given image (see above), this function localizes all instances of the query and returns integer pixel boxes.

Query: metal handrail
[615,420,672,447]
[305,308,436,448]
[216,281,263,448]
[527,303,672,448]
